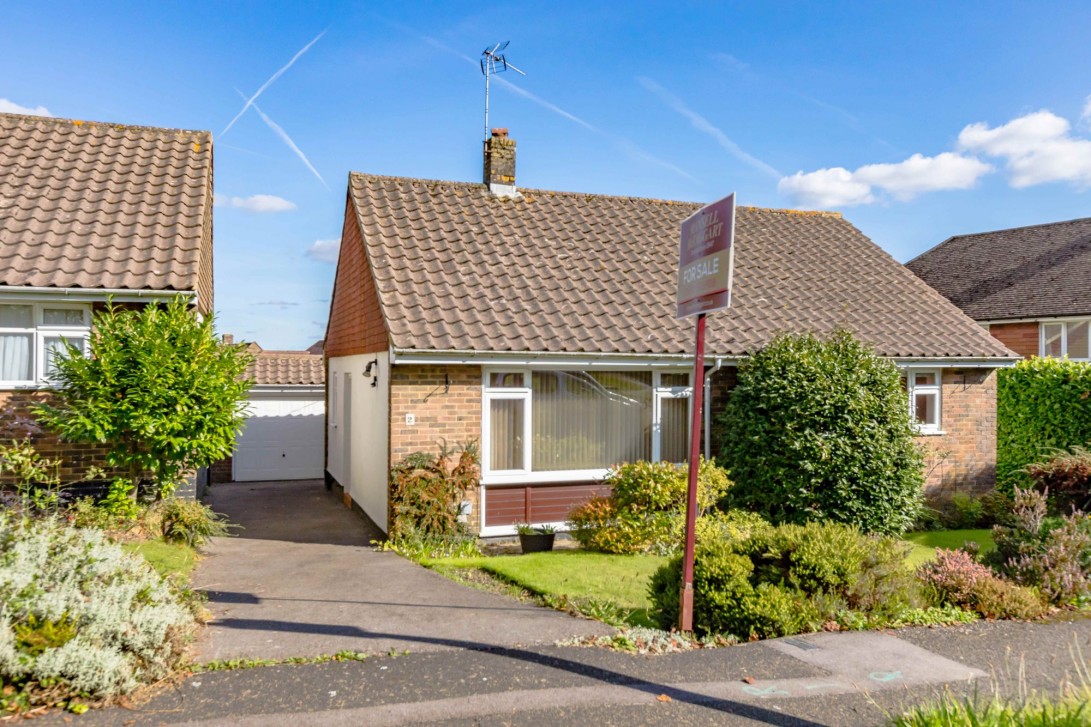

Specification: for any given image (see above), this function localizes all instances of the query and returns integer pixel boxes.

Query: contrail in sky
[638,76,782,180]
[221,30,327,137]
[399,23,695,182]
[237,90,328,189]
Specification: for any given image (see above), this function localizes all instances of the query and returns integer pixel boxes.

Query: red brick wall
[325,197,389,359]
[917,368,997,495]
[210,455,233,484]
[0,390,114,484]
[389,364,483,517]
[988,322,1037,358]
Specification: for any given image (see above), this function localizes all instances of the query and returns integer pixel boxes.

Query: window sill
[913,428,946,437]
[480,469,609,486]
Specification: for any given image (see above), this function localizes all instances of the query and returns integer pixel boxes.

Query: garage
[215,342,326,483]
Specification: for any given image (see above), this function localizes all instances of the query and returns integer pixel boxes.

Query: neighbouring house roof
[0,112,214,310]
[906,216,1091,322]
[345,173,1015,360]
[247,349,325,387]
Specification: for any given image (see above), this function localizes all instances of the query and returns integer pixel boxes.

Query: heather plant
[987,488,1091,606]
[918,548,1044,620]
[567,458,733,555]
[718,330,924,535]
[0,512,197,711]
[388,441,479,545]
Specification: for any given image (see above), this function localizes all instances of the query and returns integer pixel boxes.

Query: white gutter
[388,348,1016,369]
[703,356,724,458]
[0,286,196,305]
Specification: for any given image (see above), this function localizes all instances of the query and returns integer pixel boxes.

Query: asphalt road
[41,617,1091,726]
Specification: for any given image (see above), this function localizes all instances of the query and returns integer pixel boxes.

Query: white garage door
[233,394,325,482]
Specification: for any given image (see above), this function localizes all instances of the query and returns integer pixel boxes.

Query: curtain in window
[489,399,525,470]
[0,334,32,381]
[659,396,689,463]
[532,371,652,471]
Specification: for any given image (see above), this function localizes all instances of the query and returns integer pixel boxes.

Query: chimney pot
[491,128,508,138]
[222,334,234,345]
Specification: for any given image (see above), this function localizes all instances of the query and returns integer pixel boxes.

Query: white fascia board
[248,384,325,396]
[978,315,1089,325]
[391,348,1014,369]
[391,348,728,368]
[0,286,195,305]
[891,357,1018,368]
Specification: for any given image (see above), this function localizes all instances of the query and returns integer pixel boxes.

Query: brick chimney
[483,128,518,198]
[221,333,234,345]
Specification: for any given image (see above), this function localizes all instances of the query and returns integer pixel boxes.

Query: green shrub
[157,498,231,547]
[987,488,1091,606]
[918,547,1045,620]
[648,520,922,639]
[718,330,924,535]
[1025,445,1091,514]
[997,356,1091,491]
[388,441,479,544]
[567,458,732,555]
[0,513,197,710]
[917,489,1016,531]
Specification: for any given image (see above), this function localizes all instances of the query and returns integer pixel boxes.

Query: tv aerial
[480,41,526,141]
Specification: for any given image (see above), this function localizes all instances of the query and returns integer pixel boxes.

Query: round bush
[718,330,924,535]
[0,513,197,705]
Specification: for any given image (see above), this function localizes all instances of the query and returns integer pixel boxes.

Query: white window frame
[480,367,692,486]
[904,367,943,435]
[1040,318,1091,361]
[0,302,90,387]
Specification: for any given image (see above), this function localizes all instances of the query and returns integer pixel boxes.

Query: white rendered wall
[327,352,389,531]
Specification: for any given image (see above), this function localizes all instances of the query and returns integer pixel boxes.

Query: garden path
[191,480,610,662]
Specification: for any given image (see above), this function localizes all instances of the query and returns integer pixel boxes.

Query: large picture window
[482,369,691,481]
[0,303,90,385]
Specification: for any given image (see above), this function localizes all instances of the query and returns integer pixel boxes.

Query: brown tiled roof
[0,112,214,310]
[347,174,1015,360]
[906,217,1091,321]
[247,351,324,386]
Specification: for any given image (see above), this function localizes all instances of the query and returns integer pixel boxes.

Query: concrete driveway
[192,480,610,662]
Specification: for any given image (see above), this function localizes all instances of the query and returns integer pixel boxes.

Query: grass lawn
[427,529,998,628]
[427,550,668,627]
[903,529,996,567]
[124,539,197,578]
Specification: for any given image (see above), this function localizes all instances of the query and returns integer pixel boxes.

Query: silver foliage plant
[0,513,197,697]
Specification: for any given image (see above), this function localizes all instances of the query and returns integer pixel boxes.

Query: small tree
[35,297,252,499]
[717,330,924,535]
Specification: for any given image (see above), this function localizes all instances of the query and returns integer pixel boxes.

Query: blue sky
[4,2,1091,349]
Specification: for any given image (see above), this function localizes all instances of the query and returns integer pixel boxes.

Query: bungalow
[907,217,1091,360]
[0,111,213,486]
[325,130,1017,536]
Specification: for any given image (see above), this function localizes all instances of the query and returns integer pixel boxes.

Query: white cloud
[306,239,340,263]
[1081,96,1091,128]
[854,153,993,201]
[0,98,52,116]
[779,152,991,208]
[778,167,874,208]
[214,194,296,212]
[959,110,1091,188]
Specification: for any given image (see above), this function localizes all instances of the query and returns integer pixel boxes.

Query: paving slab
[192,480,610,662]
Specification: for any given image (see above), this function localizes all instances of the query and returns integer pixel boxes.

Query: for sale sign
[676,193,735,319]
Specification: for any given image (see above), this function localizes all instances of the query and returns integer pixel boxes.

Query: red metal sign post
[675,193,736,632]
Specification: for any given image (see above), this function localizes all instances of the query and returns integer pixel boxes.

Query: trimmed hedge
[717,330,924,535]
[997,357,1091,491]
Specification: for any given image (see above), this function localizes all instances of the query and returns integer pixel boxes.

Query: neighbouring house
[211,339,325,484]
[907,217,1091,360]
[0,111,213,486]
[325,129,1018,536]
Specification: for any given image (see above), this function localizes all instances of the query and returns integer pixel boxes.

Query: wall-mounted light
[363,358,379,388]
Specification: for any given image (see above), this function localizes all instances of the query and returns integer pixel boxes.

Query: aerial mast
[480,41,526,140]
